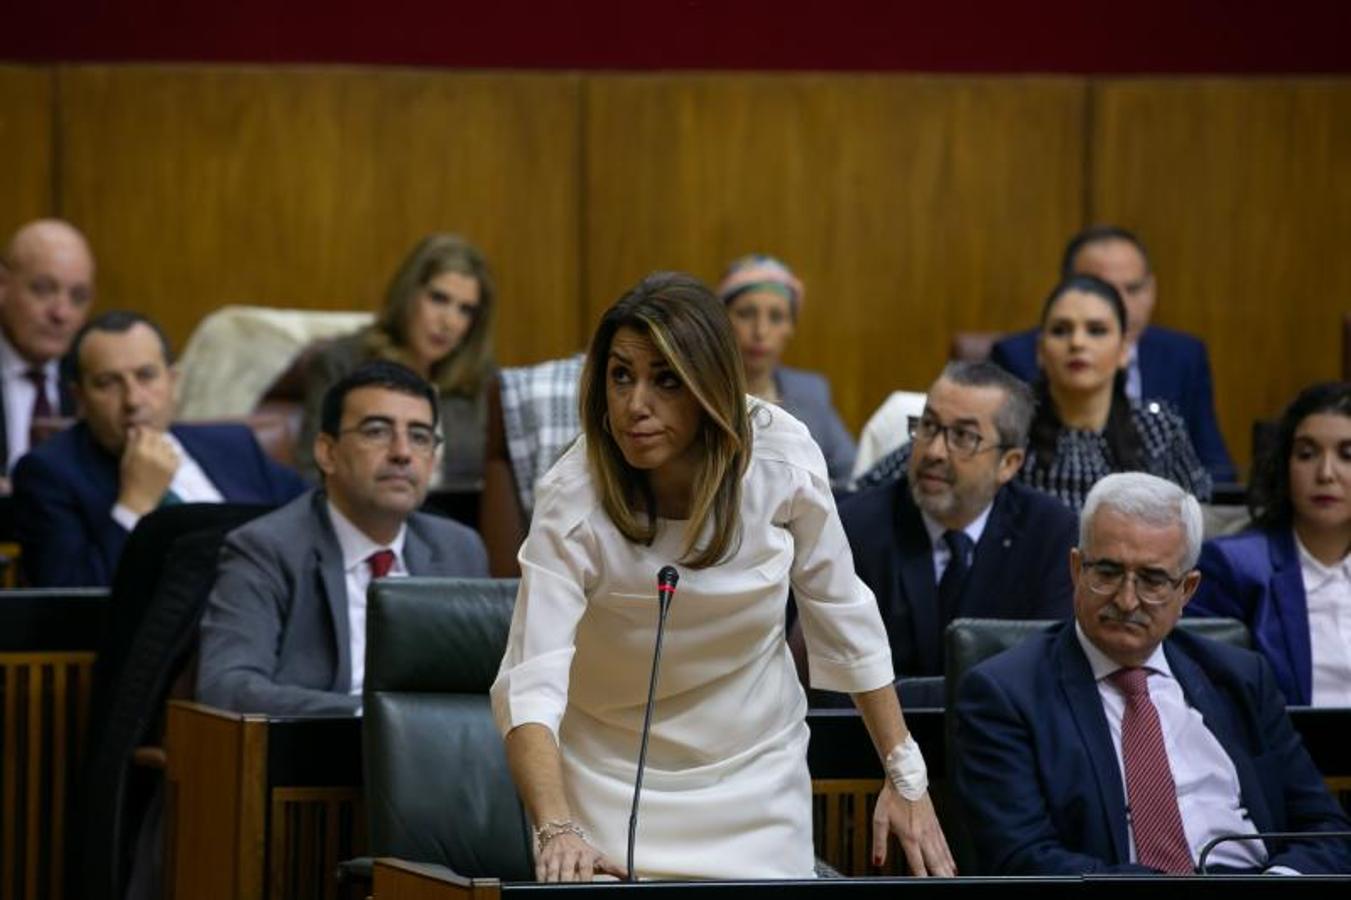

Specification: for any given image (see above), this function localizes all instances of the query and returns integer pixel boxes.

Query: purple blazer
[1187,527,1312,706]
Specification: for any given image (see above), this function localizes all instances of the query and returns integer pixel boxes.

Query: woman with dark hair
[1019,274,1212,509]
[716,255,857,486]
[296,233,496,489]
[1188,382,1351,706]
[491,273,951,881]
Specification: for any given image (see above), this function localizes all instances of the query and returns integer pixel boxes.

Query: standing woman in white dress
[490,272,953,882]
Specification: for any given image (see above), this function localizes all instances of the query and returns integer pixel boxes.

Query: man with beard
[840,362,1077,677]
[196,361,488,716]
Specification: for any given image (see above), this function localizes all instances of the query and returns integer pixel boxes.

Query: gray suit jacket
[196,489,489,716]
[775,366,856,486]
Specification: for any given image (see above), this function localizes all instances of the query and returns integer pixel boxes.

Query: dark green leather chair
[363,576,533,880]
[941,615,1251,874]
[944,615,1251,710]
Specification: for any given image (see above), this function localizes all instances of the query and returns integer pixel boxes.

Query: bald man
[0,219,95,486]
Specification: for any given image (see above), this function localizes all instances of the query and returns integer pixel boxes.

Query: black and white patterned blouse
[1019,400,1212,510]
[851,400,1213,510]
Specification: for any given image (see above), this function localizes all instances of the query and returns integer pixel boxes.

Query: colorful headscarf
[715,254,805,319]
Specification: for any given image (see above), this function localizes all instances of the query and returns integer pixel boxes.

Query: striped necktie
[1110,666,1193,874]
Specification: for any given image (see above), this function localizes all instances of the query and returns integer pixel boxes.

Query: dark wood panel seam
[47,66,61,216]
[1080,77,1097,227]
[575,73,591,350]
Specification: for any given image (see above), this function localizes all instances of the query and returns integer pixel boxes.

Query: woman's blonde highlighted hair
[581,272,752,569]
[364,233,496,396]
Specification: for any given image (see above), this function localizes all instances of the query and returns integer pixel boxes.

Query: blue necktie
[939,530,975,624]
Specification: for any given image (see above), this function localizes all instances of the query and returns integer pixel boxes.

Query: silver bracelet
[535,819,586,848]
[884,734,929,801]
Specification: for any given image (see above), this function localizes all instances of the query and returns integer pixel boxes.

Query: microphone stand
[1196,830,1351,874]
[626,566,678,882]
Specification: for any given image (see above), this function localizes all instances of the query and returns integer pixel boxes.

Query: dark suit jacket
[0,375,75,472]
[195,489,489,716]
[775,366,856,486]
[1188,527,1312,706]
[12,421,307,587]
[839,477,1077,676]
[990,325,1235,483]
[955,623,1351,875]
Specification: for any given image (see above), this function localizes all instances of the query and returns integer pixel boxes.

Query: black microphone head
[657,565,679,592]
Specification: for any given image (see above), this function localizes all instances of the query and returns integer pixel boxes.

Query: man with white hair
[954,472,1351,875]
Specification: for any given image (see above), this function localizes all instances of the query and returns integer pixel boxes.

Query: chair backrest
[76,503,275,900]
[100,503,275,712]
[852,390,926,482]
[944,616,1251,709]
[480,374,527,577]
[364,577,533,880]
[175,304,370,420]
[940,615,1250,874]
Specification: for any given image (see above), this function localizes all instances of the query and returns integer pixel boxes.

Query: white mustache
[1098,606,1151,627]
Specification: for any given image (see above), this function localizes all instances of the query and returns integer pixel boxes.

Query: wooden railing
[0,588,106,900]
[162,697,1351,897]
[163,701,366,900]
[0,652,94,900]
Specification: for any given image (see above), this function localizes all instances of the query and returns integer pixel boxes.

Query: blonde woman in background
[296,233,496,489]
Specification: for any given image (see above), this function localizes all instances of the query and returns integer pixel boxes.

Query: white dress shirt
[920,501,993,584]
[109,432,226,531]
[0,328,60,473]
[326,501,407,698]
[1074,624,1269,871]
[1125,343,1143,402]
[1296,534,1351,707]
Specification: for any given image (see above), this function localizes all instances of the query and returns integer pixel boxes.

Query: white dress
[490,401,894,879]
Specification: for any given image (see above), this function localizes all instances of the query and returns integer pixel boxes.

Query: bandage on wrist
[884,734,928,800]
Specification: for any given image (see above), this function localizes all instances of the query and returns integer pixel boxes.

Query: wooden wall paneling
[0,67,54,242]
[1089,79,1351,475]
[582,74,1087,433]
[55,66,583,364]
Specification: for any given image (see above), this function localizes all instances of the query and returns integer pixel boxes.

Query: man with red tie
[0,219,93,489]
[954,472,1351,875]
[196,361,488,716]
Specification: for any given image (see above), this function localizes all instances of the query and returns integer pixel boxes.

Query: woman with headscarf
[717,255,857,486]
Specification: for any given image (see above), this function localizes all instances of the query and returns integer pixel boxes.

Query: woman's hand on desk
[871,782,956,877]
[535,829,627,883]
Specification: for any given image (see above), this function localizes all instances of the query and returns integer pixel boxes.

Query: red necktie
[367,549,396,579]
[1110,667,1194,874]
[24,368,52,449]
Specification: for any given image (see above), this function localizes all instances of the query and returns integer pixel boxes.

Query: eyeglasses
[339,420,442,455]
[908,416,1003,458]
[1078,557,1188,606]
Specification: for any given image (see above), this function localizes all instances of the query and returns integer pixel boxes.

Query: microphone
[1197,830,1351,873]
[626,565,679,882]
